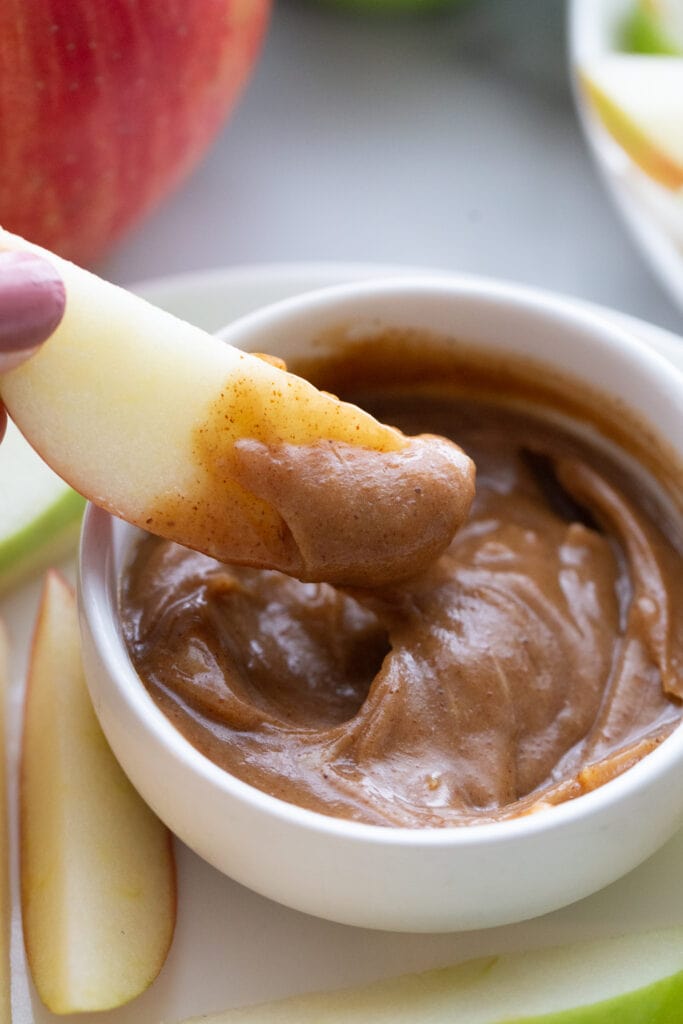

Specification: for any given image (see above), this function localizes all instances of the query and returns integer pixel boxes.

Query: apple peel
[180,926,683,1023]
[0,419,85,595]
[0,229,474,586]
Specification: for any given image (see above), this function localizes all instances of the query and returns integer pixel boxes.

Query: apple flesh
[180,927,683,1023]
[0,626,10,1024]
[0,0,271,265]
[20,572,176,1014]
[580,56,683,189]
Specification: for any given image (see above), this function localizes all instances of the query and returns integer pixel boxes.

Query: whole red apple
[0,0,271,265]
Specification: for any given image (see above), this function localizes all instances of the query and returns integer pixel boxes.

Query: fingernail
[0,251,66,370]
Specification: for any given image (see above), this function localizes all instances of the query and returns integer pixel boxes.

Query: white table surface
[99,0,683,338]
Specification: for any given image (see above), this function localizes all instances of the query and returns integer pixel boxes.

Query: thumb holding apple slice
[0,250,66,442]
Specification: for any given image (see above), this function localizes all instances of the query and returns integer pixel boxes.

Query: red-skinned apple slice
[20,572,176,1014]
[0,229,474,587]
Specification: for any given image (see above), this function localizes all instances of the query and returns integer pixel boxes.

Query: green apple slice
[581,56,683,189]
[180,927,683,1023]
[625,0,683,55]
[0,420,85,595]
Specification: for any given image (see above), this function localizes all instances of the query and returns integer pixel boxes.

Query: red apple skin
[0,0,271,265]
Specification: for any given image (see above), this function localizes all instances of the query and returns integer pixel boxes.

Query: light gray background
[101,0,683,335]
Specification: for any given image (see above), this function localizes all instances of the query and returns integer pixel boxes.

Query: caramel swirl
[121,393,683,827]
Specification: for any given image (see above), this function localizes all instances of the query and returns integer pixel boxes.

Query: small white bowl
[78,276,683,933]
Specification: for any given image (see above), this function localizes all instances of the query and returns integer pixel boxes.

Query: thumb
[0,251,66,373]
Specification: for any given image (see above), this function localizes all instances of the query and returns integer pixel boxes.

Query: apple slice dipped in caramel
[0,229,474,587]
[20,572,176,1014]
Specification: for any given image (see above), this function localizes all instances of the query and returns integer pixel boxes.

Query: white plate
[3,264,683,1024]
[569,0,683,314]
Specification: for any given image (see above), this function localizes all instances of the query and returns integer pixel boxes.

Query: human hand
[0,251,65,443]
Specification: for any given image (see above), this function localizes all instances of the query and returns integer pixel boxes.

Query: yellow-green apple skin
[0,625,10,1024]
[0,420,85,595]
[581,56,683,189]
[20,572,176,1014]
[0,0,271,265]
[179,927,683,1024]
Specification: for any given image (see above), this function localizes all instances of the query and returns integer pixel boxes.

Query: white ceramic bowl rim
[80,273,683,851]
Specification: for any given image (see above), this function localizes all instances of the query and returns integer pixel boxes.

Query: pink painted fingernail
[0,251,66,370]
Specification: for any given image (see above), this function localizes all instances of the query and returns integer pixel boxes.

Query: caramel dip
[120,339,683,827]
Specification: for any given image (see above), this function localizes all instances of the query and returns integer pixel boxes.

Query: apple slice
[580,56,683,189]
[0,625,10,1024]
[0,419,84,595]
[180,927,683,1023]
[20,572,176,1014]
[625,0,683,55]
[0,228,474,587]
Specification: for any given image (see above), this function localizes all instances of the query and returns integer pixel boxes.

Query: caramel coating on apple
[145,369,475,587]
